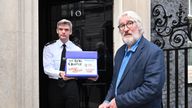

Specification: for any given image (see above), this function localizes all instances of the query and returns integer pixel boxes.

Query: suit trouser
[48,79,79,108]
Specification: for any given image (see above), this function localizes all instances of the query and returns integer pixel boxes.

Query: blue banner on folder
[66,51,97,59]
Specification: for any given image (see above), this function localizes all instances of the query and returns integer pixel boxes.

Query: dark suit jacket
[105,36,165,108]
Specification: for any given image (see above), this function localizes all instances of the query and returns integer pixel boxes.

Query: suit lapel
[113,45,126,84]
[118,37,146,85]
[115,45,126,76]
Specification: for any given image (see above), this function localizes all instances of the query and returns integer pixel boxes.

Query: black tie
[58,44,66,88]
[60,44,66,71]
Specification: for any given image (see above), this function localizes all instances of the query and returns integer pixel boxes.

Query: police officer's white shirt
[43,39,82,79]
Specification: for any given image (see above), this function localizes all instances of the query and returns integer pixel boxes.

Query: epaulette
[45,40,56,46]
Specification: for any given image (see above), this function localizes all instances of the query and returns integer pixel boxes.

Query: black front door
[39,0,113,108]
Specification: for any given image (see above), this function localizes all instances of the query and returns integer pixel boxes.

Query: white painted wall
[0,0,39,108]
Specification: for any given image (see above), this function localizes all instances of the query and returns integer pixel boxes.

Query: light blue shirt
[115,38,141,96]
[43,39,82,79]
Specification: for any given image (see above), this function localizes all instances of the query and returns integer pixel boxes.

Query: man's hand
[88,75,99,81]
[98,102,110,108]
[59,71,76,81]
[108,98,117,108]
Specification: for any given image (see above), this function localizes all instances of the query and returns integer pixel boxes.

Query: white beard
[122,34,140,46]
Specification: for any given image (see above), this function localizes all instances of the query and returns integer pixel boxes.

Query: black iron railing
[152,3,192,108]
